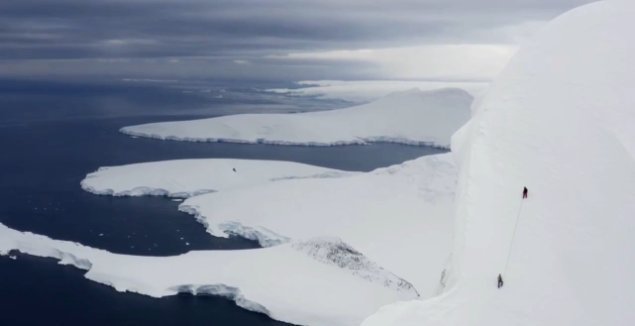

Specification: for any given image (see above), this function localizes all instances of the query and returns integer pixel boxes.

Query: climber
[233,167,237,173]
[522,186,528,199]
[497,274,504,289]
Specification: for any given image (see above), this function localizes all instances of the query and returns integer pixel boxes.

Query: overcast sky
[0,0,594,82]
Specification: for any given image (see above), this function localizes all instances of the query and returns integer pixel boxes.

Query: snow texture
[81,159,349,198]
[363,1,635,325]
[0,223,417,326]
[120,88,472,148]
[292,237,417,294]
[180,154,457,298]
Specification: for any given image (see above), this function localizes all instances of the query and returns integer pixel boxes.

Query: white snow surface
[120,88,472,148]
[81,159,349,198]
[0,223,417,326]
[364,1,635,325]
[179,154,457,297]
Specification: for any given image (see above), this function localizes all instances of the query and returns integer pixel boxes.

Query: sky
[0,0,594,83]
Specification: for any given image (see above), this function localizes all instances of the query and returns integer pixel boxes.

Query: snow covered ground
[81,159,351,198]
[82,154,457,295]
[121,88,472,148]
[0,223,418,326]
[364,1,635,325]
[179,154,457,295]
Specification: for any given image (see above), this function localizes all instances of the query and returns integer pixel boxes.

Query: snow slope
[81,159,350,198]
[363,1,635,325]
[179,154,457,296]
[120,88,472,148]
[0,223,417,326]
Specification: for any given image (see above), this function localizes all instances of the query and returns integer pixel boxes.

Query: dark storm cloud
[0,0,594,80]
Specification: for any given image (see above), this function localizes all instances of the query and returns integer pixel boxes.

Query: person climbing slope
[499,186,529,289]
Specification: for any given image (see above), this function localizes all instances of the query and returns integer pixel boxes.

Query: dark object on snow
[233,168,237,173]
[522,187,528,199]
[497,274,504,288]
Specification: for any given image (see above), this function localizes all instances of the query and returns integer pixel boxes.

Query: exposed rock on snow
[364,1,635,325]
[120,88,472,148]
[81,159,350,198]
[0,223,417,326]
[292,237,418,295]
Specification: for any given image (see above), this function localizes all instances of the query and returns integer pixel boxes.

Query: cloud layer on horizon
[0,0,593,82]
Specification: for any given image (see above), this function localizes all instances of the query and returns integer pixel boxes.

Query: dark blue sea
[0,79,445,325]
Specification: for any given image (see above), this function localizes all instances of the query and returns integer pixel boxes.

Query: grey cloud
[0,0,594,80]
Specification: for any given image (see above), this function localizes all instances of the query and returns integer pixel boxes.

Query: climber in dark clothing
[497,274,504,288]
[522,187,528,199]
[232,168,237,173]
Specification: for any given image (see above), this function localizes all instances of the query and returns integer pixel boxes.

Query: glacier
[363,1,635,325]
[120,88,472,148]
[0,223,417,326]
[179,154,457,296]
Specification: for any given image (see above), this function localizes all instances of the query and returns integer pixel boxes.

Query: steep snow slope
[121,88,472,148]
[363,1,635,325]
[81,159,350,198]
[178,154,456,296]
[0,223,417,326]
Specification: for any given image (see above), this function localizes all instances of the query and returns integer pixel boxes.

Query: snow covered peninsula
[121,88,472,148]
